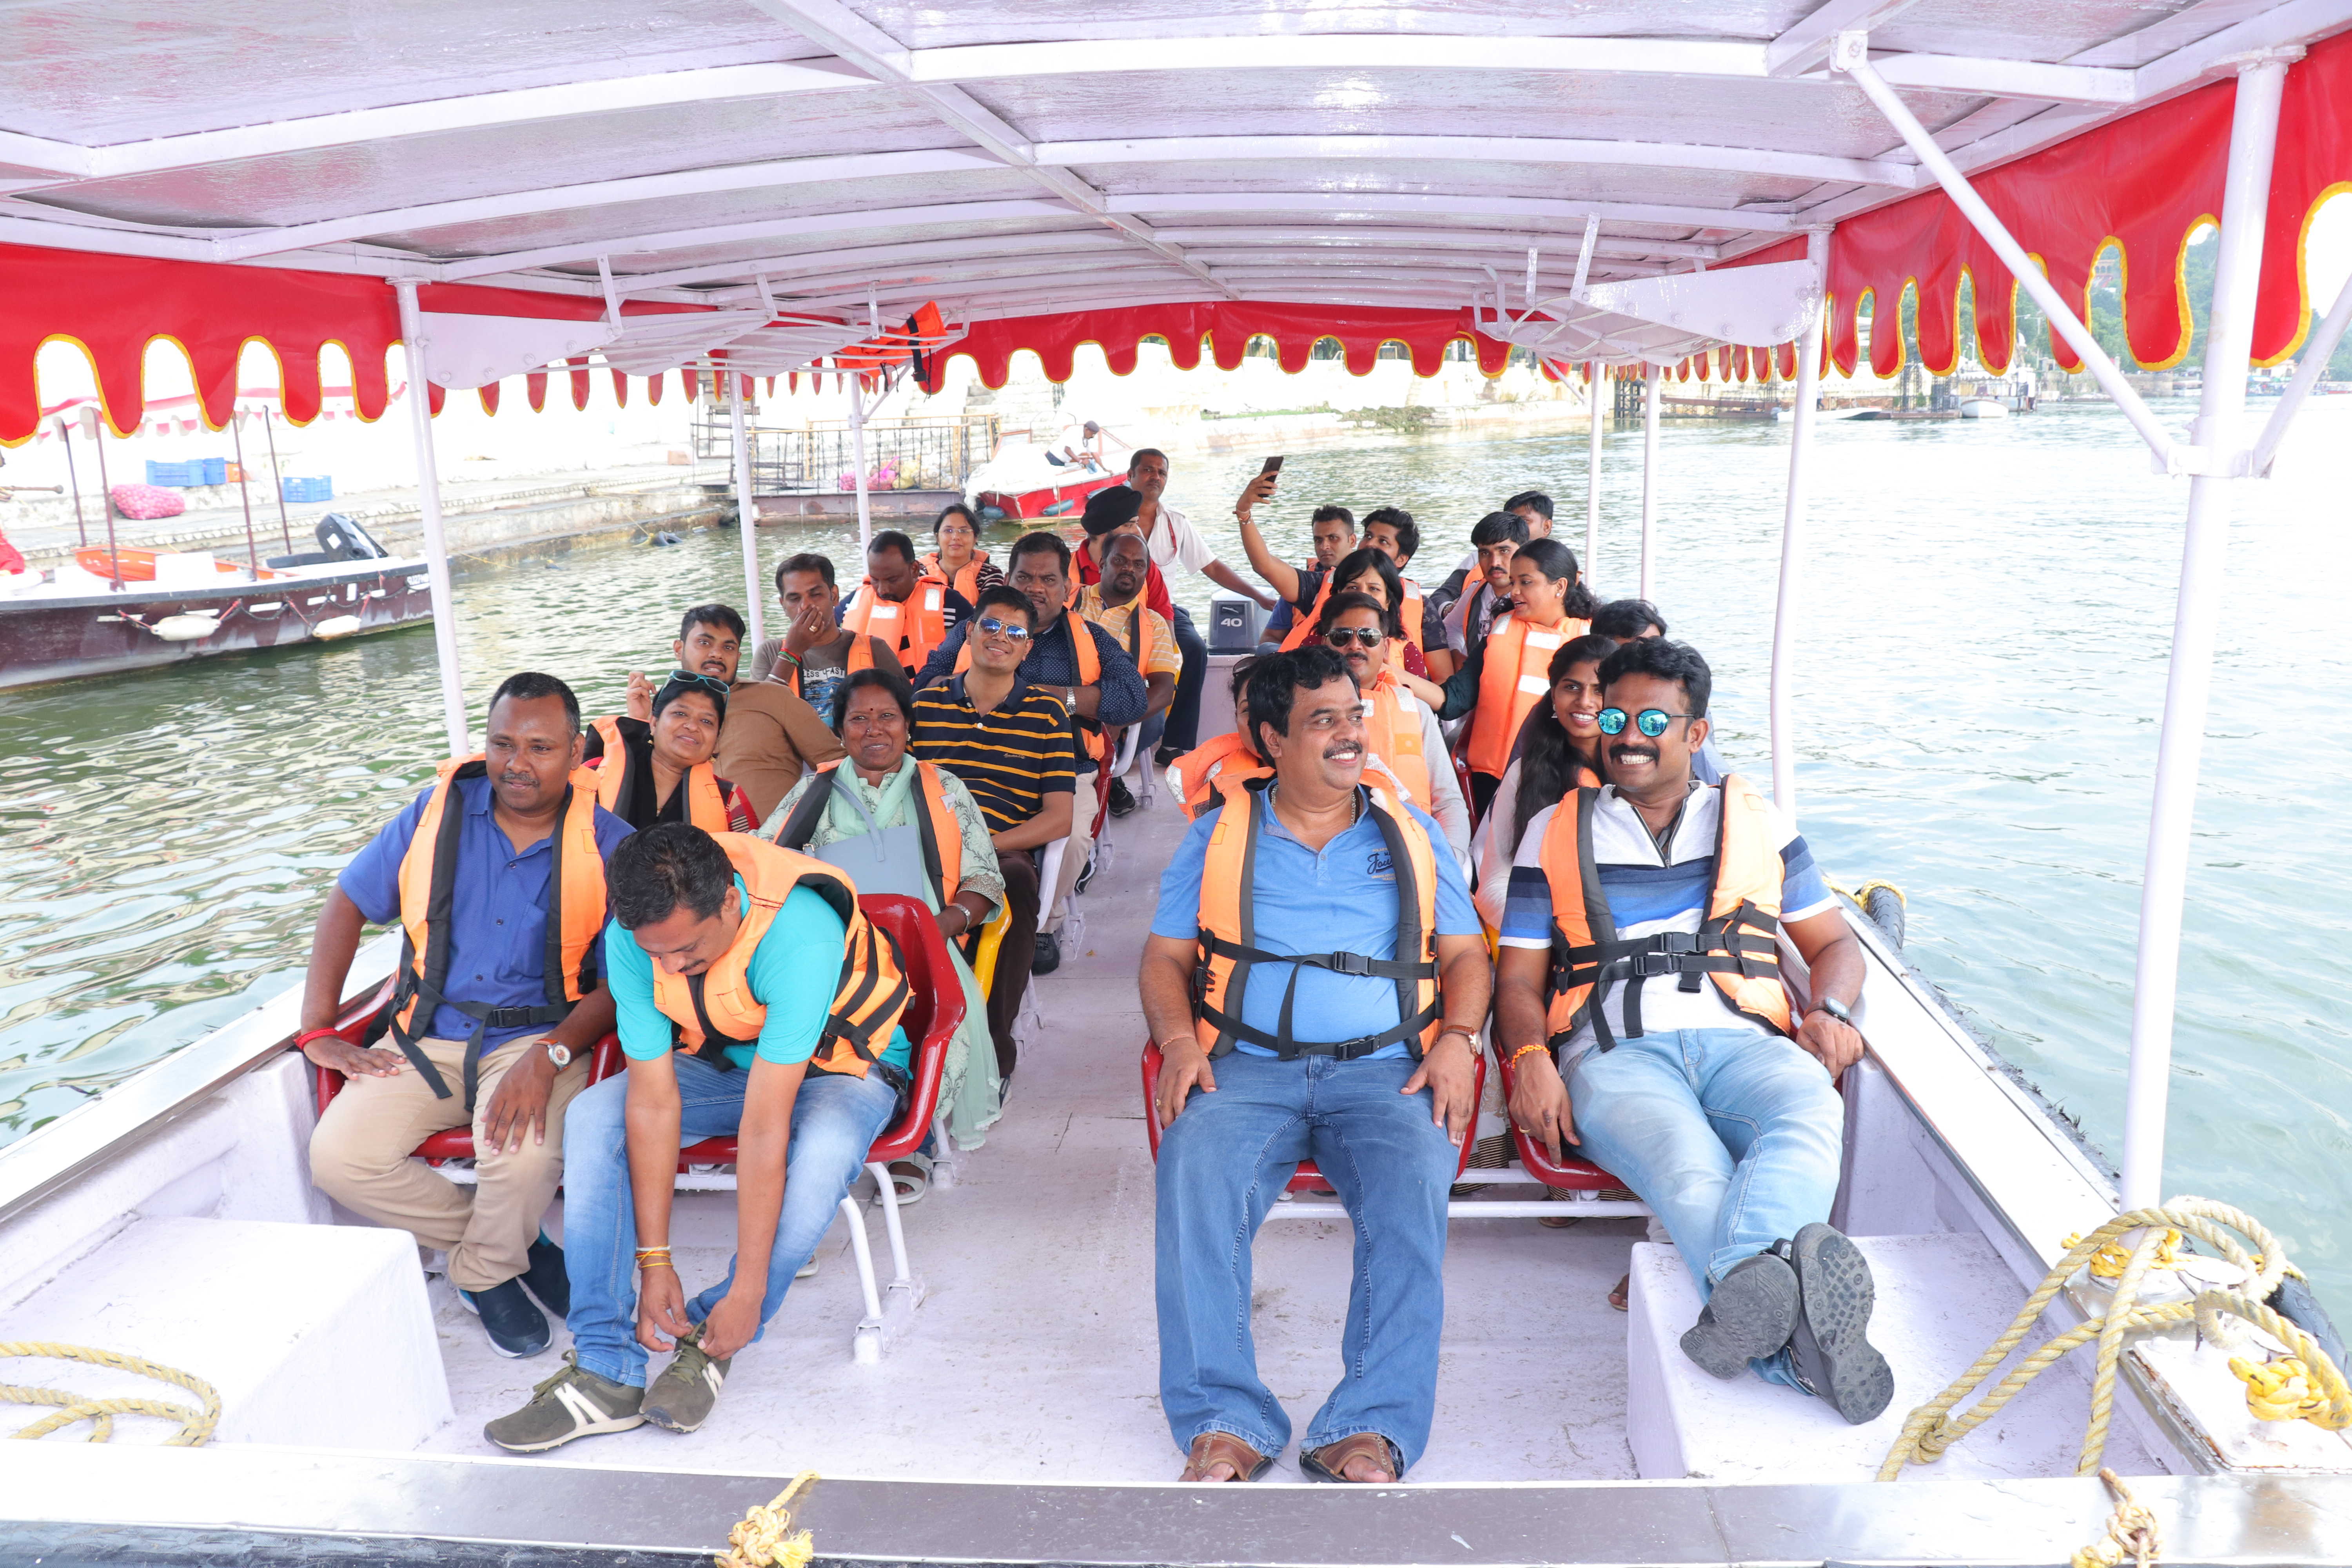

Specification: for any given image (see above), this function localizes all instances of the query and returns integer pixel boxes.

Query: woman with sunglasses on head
[1471,634,1618,933]
[586,673,759,833]
[922,503,1004,605]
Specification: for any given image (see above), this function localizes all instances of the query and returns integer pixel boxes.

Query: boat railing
[692,412,999,496]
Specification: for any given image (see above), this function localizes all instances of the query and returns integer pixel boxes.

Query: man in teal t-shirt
[486,824,909,1453]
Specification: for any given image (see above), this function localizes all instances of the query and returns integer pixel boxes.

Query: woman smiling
[586,672,757,833]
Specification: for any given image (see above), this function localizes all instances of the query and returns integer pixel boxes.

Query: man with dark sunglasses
[1318,593,1468,867]
[910,586,1078,1080]
[1489,635,1893,1426]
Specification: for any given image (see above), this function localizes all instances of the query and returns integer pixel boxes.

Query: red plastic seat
[1141,1036,1488,1192]
[1454,752,1478,828]
[1494,1044,1630,1192]
[310,894,963,1176]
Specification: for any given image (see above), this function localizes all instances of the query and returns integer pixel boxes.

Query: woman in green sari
[765,666,1005,1174]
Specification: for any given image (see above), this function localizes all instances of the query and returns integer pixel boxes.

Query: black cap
[1080,484,1144,537]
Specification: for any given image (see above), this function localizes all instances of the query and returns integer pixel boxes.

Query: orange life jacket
[1467,612,1589,780]
[920,550,985,604]
[1534,773,1792,1055]
[1171,732,1272,819]
[844,574,949,675]
[957,608,1107,761]
[776,633,875,702]
[589,715,729,832]
[769,758,965,908]
[1279,575,1425,654]
[1192,779,1443,1060]
[1359,670,1432,808]
[646,833,910,1078]
[390,756,607,1106]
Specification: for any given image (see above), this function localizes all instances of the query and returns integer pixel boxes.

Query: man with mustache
[301,673,631,1359]
[1490,636,1892,1425]
[1142,645,1489,1486]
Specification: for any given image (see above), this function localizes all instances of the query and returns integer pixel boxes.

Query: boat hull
[976,469,1124,520]
[0,559,432,690]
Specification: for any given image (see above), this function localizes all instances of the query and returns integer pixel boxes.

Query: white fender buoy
[152,613,222,642]
[312,614,364,640]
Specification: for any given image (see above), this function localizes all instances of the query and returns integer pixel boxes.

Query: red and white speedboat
[965,436,1130,520]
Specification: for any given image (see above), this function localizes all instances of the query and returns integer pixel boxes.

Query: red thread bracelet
[293,1027,348,1051]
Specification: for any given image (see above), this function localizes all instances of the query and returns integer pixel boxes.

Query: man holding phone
[1126,447,1276,767]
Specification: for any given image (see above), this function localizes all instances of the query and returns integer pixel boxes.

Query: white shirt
[1501,783,1834,1057]
[1142,499,1216,577]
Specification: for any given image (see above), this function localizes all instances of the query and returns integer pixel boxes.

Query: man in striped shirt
[911,586,1077,1081]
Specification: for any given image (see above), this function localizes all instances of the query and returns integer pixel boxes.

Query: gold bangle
[1507,1042,1550,1066]
[634,1246,673,1268]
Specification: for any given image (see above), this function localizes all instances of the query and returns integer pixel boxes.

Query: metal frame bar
[1640,366,1662,602]
[1585,360,1604,576]
[1033,134,1922,188]
[2118,54,2295,1210]
[390,280,469,757]
[2251,267,2352,475]
[1767,230,1831,820]
[727,368,764,653]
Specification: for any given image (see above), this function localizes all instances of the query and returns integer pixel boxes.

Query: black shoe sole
[1791,1224,1894,1424]
[1679,1254,1800,1380]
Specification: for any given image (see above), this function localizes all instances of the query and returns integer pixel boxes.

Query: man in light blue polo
[1138,645,1491,1486]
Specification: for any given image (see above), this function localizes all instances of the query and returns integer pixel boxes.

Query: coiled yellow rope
[717,1470,819,1568]
[1878,1198,2351,1483]
[2072,1467,2160,1568]
[2,1341,222,1445]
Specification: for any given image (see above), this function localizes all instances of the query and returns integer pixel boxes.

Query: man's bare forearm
[730,1058,804,1290]
[549,983,615,1051]
[1203,559,1272,606]
[625,1065,684,1250]
[300,887,368,1033]
[1139,942,1197,1047]
[1436,938,1492,1032]
[1494,947,1552,1050]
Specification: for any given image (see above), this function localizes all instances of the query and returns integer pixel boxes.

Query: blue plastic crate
[198,456,227,486]
[280,476,333,503]
[144,459,201,487]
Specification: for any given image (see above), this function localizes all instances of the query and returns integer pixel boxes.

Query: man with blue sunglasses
[1490,636,1893,1426]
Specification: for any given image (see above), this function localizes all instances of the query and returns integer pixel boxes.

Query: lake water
[4,397,2348,1305]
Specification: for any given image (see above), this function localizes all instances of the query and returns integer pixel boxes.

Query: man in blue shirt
[301,672,630,1359]
[1140,646,1490,1486]
[486,824,911,1453]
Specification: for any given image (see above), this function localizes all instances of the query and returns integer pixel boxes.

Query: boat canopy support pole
[849,372,873,555]
[393,279,471,759]
[1585,359,1603,581]
[727,365,764,653]
[2116,56,2292,1210]
[1639,364,1661,603]
[1767,229,1830,820]
[1836,37,2194,472]
[2250,264,2352,476]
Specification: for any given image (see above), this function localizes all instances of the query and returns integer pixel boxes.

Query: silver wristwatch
[1810,996,1852,1026]
[544,1041,573,1069]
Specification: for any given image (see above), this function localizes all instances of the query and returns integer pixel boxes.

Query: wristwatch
[1810,996,1853,1026]
[544,1041,573,1069]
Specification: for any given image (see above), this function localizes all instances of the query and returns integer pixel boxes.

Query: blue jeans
[1154,1053,1455,1469]
[1568,1028,1844,1389]
[562,1054,898,1387]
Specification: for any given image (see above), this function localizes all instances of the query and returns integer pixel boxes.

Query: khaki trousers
[1045,764,1099,933]
[308,1033,590,1292]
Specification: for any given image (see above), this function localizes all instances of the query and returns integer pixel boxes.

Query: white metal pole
[1639,365,1661,603]
[1767,229,1832,821]
[1839,42,2181,468]
[1584,359,1603,581]
[2250,265,2352,475]
[848,371,873,555]
[2119,56,2292,1211]
[392,279,471,758]
[727,367,764,653]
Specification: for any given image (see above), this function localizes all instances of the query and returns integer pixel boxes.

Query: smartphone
[1259,455,1285,475]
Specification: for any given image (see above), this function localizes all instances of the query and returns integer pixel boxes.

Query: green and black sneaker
[483,1350,645,1453]
[643,1323,733,1434]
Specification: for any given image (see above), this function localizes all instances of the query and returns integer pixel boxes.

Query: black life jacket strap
[1548,908,1785,1054]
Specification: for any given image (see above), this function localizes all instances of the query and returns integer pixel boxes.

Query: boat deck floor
[414,789,1650,1483]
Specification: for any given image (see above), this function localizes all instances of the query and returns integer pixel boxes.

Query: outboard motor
[316,512,388,561]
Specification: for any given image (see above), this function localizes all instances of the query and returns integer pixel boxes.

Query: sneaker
[1787,1223,1895,1424]
[1073,845,1099,893]
[1679,1250,1799,1380]
[457,1277,552,1359]
[642,1323,733,1434]
[483,1350,645,1452]
[1107,778,1138,818]
[1031,930,1062,975]
[519,1231,570,1318]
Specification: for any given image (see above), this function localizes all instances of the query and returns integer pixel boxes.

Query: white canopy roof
[3,0,2343,342]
